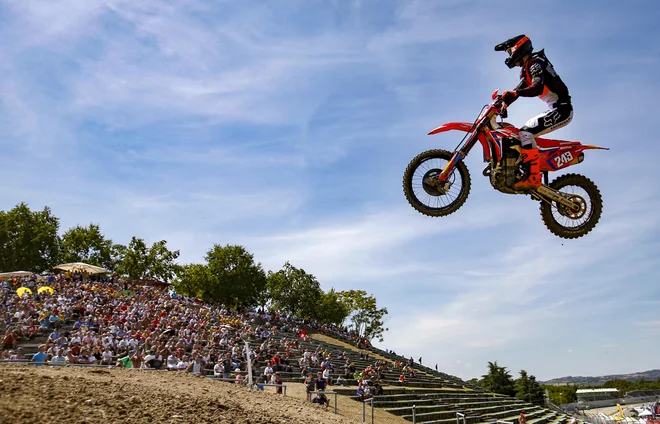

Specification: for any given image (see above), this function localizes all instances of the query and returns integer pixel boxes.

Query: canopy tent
[0,271,36,280]
[53,262,108,274]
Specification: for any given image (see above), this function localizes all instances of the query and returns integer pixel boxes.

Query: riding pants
[519,103,573,148]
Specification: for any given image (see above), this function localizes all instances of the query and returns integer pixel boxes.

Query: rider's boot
[514,147,542,190]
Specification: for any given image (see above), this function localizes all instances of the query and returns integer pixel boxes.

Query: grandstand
[625,390,660,399]
[1,276,585,424]
[576,389,620,403]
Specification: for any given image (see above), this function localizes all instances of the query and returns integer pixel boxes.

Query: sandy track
[0,364,357,424]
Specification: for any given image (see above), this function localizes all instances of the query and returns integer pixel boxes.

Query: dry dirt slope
[0,364,357,424]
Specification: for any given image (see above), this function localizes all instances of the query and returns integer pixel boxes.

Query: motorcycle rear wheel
[539,173,603,239]
[402,149,471,217]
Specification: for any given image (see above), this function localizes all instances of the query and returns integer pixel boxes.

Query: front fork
[427,150,464,194]
[438,151,464,183]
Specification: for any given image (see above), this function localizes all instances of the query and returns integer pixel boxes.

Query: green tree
[203,244,267,309]
[118,237,180,282]
[543,384,577,405]
[59,224,118,270]
[527,375,545,406]
[110,243,127,271]
[173,263,210,298]
[481,361,515,396]
[0,202,60,273]
[603,379,633,392]
[337,289,389,342]
[516,370,531,403]
[318,288,351,325]
[267,261,323,319]
[467,378,482,387]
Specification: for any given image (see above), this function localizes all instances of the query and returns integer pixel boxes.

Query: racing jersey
[515,50,571,108]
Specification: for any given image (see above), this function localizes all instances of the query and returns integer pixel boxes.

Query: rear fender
[540,142,609,172]
[428,122,475,135]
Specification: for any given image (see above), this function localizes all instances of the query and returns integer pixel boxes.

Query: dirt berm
[0,364,357,424]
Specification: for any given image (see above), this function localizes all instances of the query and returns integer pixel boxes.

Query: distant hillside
[543,369,660,386]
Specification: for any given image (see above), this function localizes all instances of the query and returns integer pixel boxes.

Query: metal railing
[580,414,654,424]
[308,390,338,414]
[362,397,374,424]
[457,411,467,424]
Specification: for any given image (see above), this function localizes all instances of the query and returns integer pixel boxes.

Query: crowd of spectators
[1,271,395,404]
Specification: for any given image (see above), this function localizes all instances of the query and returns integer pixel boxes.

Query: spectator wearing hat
[31,344,48,366]
[234,368,244,384]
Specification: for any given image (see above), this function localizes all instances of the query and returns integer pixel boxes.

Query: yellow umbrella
[37,286,55,295]
[16,287,33,296]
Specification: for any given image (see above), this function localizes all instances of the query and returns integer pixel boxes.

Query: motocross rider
[495,35,573,190]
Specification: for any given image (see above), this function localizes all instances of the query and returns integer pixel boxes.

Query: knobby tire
[540,173,603,239]
[402,149,471,217]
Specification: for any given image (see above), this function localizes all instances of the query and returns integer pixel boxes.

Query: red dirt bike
[402,89,608,239]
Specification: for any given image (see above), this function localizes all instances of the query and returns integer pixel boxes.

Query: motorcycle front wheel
[402,149,471,217]
[539,173,603,239]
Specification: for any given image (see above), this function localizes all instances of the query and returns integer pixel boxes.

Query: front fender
[428,122,475,135]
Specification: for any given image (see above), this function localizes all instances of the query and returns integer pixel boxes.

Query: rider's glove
[502,90,519,105]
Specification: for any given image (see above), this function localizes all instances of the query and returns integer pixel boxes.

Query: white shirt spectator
[176,360,189,371]
[51,354,66,364]
[167,355,179,369]
[264,365,274,377]
[214,363,224,377]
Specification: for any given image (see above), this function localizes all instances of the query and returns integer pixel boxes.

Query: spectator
[234,369,244,384]
[274,373,283,394]
[32,345,48,366]
[213,362,224,378]
[312,393,330,409]
[304,372,314,402]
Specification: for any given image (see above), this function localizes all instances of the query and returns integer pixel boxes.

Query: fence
[307,390,338,414]
[563,396,660,412]
[580,415,650,424]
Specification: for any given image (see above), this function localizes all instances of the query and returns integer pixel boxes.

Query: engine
[485,137,523,194]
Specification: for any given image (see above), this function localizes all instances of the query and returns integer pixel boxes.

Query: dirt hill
[0,364,357,424]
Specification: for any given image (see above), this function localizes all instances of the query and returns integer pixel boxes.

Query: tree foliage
[319,289,351,325]
[481,361,516,397]
[204,244,267,309]
[0,202,60,273]
[118,237,180,282]
[267,261,323,319]
[173,263,211,299]
[515,370,545,406]
[0,203,390,338]
[543,385,577,405]
[337,289,389,342]
[59,224,121,270]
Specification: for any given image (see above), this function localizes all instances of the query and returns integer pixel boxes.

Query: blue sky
[1,0,659,381]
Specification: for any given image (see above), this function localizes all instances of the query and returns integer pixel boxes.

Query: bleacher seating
[1,277,584,424]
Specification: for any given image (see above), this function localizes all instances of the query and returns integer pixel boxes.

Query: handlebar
[492,95,508,118]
